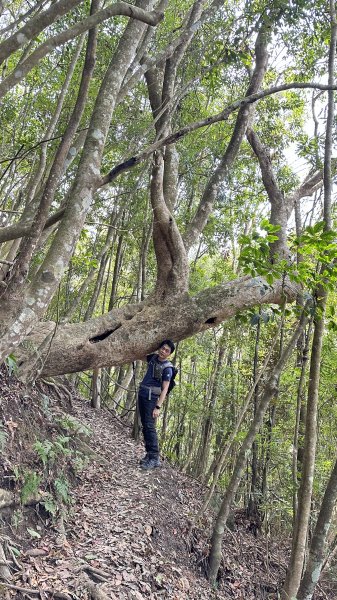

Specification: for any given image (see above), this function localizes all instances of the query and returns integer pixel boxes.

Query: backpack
[150,356,178,394]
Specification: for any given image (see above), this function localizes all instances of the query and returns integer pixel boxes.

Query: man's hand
[153,407,160,418]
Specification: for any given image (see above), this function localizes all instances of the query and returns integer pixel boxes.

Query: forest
[1,0,337,598]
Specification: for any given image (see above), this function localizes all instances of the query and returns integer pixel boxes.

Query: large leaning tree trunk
[0,0,165,366]
[0,0,331,381]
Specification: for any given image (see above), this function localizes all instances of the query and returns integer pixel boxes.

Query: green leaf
[27,527,41,539]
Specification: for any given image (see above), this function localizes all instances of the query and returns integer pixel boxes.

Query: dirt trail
[2,387,332,599]
[2,393,217,600]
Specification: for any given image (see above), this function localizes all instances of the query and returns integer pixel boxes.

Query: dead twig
[8,544,23,570]
[83,563,111,581]
[0,581,73,599]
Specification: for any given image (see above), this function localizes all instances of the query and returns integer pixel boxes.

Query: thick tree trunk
[15,274,297,379]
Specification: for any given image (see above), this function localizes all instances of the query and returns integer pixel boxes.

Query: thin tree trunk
[112,364,134,408]
[296,453,337,599]
[281,2,335,595]
[281,300,326,600]
[199,321,281,516]
[64,210,119,320]
[91,367,101,408]
[208,311,307,585]
[292,321,312,523]
[122,361,139,423]
[247,312,261,518]
[161,345,179,444]
[108,232,125,310]
[84,250,110,321]
[198,339,226,481]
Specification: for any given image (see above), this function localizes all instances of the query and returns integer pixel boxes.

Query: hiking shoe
[140,457,161,470]
[139,453,149,465]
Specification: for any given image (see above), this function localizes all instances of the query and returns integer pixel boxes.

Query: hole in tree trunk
[89,324,121,343]
[205,317,217,324]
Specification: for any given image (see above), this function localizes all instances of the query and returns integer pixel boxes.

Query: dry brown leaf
[144,525,152,536]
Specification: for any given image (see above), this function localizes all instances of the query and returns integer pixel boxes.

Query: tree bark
[15,273,298,378]
[296,453,337,600]
[208,310,307,586]
[0,0,158,364]
[0,2,165,98]
[281,1,336,596]
[91,367,101,408]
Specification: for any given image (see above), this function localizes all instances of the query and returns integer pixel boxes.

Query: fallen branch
[0,581,72,599]
[83,563,111,581]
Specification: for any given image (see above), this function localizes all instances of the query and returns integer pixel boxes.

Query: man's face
[158,344,172,360]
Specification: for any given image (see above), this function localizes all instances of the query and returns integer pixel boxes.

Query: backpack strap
[160,360,173,369]
[151,358,173,383]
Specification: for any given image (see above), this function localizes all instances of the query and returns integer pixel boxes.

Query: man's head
[158,339,175,360]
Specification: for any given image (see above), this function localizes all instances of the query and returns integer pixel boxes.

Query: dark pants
[138,390,159,459]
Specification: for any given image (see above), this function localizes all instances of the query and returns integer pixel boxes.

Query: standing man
[138,340,175,470]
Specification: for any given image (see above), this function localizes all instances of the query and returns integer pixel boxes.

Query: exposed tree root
[81,572,111,600]
[0,541,12,581]
[0,581,72,599]
[40,376,74,405]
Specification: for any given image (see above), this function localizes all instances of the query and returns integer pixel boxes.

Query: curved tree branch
[247,126,327,260]
[0,0,83,65]
[101,82,337,187]
[0,1,166,99]
[4,0,99,296]
[247,127,290,259]
[182,24,270,251]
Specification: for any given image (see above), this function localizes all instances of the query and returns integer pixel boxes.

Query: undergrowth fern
[54,476,70,504]
[56,413,92,437]
[21,471,41,505]
[33,439,55,467]
[0,423,8,451]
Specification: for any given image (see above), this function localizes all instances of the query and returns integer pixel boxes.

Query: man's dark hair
[159,339,175,353]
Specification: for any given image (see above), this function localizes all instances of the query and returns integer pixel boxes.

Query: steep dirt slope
[0,370,334,599]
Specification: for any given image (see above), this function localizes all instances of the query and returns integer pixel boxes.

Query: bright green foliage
[56,413,92,437]
[41,493,58,517]
[32,432,86,517]
[21,470,41,505]
[290,222,337,289]
[54,476,70,504]
[5,354,18,376]
[238,219,283,282]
